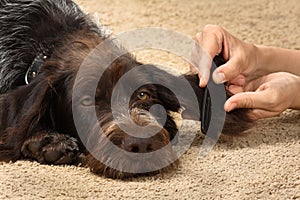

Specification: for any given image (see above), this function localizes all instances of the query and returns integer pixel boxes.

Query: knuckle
[239,93,254,108]
[245,95,255,108]
[207,25,224,39]
[202,25,224,55]
[268,93,280,108]
[203,24,222,32]
[203,24,214,31]
[262,85,281,107]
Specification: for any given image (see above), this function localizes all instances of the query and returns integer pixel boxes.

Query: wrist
[290,75,300,109]
[255,45,277,75]
[255,45,300,76]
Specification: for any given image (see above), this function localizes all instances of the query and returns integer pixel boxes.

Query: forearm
[256,45,300,76]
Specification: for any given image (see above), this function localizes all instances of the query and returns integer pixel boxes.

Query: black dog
[0,0,253,179]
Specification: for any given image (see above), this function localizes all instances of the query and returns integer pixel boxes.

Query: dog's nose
[122,136,155,153]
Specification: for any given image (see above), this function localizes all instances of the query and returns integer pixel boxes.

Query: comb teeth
[200,54,226,135]
[201,87,211,134]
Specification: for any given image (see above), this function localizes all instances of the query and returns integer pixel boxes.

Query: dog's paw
[21,131,79,164]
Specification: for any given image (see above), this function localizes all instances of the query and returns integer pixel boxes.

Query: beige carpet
[1,0,299,199]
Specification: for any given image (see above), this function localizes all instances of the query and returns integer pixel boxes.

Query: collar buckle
[25,54,47,84]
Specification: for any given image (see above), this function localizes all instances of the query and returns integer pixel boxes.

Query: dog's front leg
[21,131,79,165]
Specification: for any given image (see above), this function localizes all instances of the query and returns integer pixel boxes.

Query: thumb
[224,90,270,112]
[212,57,241,84]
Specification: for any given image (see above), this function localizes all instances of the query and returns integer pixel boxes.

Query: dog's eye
[81,95,94,106]
[137,92,150,100]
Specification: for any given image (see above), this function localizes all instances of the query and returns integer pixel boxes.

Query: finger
[246,109,280,120]
[189,47,210,87]
[189,62,209,87]
[224,90,271,112]
[198,73,207,87]
[195,26,224,59]
[228,75,246,86]
[194,26,224,86]
[197,53,211,87]
[241,76,270,92]
[212,57,241,84]
[189,63,200,74]
[191,37,212,87]
[227,85,244,94]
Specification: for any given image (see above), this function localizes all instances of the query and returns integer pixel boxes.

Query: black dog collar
[25,54,47,84]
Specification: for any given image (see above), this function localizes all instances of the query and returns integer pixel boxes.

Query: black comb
[200,55,226,134]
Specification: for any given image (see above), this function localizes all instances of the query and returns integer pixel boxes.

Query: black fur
[0,0,104,92]
[0,0,254,179]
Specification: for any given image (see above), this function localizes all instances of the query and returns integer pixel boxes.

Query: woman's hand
[192,24,300,88]
[225,72,300,120]
[191,24,259,87]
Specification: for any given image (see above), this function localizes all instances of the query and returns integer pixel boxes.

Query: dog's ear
[179,74,204,120]
[181,73,255,135]
[156,84,181,113]
[132,65,183,113]
[0,76,55,161]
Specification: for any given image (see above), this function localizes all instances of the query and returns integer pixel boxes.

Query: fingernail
[226,102,237,112]
[199,78,206,87]
[213,71,226,84]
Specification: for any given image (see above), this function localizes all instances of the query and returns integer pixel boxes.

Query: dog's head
[21,37,189,179]
[70,48,186,178]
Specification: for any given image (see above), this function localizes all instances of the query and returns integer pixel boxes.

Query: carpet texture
[0,0,299,199]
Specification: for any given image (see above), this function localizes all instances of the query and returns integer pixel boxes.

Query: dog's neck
[25,54,48,84]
